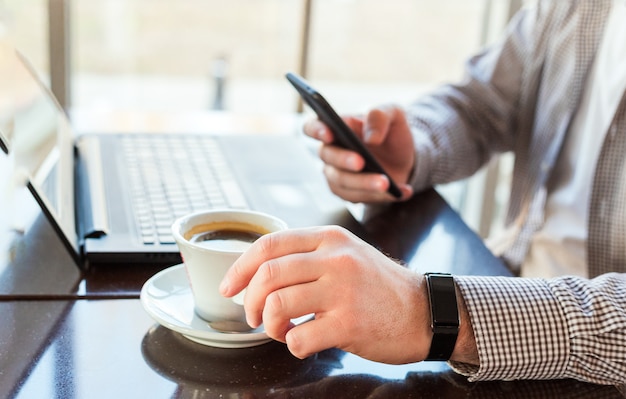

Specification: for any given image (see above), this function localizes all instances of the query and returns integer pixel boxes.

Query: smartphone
[286,72,403,199]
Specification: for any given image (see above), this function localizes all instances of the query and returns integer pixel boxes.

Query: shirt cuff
[449,276,570,381]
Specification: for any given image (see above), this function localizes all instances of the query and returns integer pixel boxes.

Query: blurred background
[0,0,528,239]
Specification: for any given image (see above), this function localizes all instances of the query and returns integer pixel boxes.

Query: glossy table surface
[1,110,623,398]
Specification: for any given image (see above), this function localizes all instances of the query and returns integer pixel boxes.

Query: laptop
[0,43,363,270]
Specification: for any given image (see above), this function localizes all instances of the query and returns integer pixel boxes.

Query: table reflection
[141,324,621,399]
[141,325,342,398]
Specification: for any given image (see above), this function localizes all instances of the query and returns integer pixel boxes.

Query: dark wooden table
[1,110,622,398]
[1,186,622,398]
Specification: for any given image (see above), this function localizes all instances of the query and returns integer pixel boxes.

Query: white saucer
[140,264,311,348]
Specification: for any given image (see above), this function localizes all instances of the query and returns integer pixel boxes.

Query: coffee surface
[184,221,269,252]
[189,229,262,251]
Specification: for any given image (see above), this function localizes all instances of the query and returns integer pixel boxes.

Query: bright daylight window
[3,0,501,115]
[67,0,492,114]
[1,0,516,236]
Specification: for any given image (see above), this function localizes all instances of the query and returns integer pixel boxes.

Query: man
[220,0,626,385]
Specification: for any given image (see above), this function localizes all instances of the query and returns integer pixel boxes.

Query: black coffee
[189,229,263,251]
[184,220,269,252]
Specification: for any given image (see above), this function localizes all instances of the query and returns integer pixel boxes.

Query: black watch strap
[424,273,459,361]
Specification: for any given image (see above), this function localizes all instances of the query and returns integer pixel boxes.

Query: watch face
[425,273,459,361]
[427,274,459,327]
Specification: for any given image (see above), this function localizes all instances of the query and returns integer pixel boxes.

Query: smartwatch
[424,273,459,361]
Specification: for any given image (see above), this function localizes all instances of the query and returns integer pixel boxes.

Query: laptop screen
[0,43,78,256]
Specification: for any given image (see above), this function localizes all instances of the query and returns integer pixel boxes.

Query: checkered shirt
[405,0,626,385]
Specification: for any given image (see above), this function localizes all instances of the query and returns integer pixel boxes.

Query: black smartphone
[286,72,403,199]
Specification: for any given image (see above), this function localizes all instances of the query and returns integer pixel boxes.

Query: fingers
[285,315,350,359]
[317,142,411,202]
[303,115,364,144]
[323,164,390,201]
[363,105,408,145]
[244,251,327,328]
[318,144,366,173]
[255,281,354,360]
[303,106,414,204]
[220,226,356,341]
[221,224,428,363]
[220,228,323,297]
[303,119,334,143]
[260,280,332,343]
[303,107,402,147]
[322,164,413,203]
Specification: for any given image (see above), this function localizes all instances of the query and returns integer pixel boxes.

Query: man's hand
[220,226,432,363]
[303,105,415,203]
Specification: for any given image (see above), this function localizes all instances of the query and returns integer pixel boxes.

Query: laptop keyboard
[122,135,249,245]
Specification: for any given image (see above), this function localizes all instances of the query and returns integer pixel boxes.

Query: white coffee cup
[172,209,288,332]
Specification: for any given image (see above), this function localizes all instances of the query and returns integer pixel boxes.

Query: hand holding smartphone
[286,72,403,199]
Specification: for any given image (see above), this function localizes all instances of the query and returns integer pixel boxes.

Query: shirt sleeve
[450,273,626,385]
[405,3,540,192]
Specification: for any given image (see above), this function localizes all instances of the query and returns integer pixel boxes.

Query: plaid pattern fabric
[588,93,626,277]
[404,0,626,385]
[452,273,626,385]
[501,1,612,270]
[451,276,569,381]
[406,1,611,271]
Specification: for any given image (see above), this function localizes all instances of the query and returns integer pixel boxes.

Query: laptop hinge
[75,136,109,238]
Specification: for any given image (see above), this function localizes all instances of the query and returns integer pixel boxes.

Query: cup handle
[232,289,246,306]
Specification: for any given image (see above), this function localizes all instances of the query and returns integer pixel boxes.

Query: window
[2,0,520,236]
[306,0,487,113]
[2,0,49,81]
[66,0,499,114]
[71,0,304,112]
